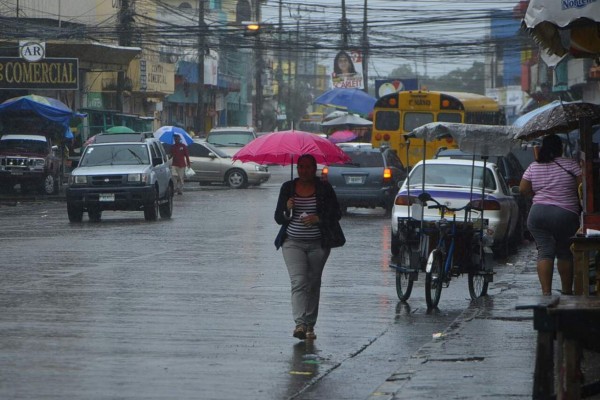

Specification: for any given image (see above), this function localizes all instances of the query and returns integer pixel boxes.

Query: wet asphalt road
[0,167,511,399]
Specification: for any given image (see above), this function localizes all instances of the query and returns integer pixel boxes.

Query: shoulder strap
[553,160,577,178]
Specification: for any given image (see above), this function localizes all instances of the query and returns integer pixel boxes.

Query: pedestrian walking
[274,154,346,341]
[519,134,582,295]
[170,134,190,195]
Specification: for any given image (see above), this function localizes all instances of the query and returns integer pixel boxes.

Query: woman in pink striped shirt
[520,134,582,296]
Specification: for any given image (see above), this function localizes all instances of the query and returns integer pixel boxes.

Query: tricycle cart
[390,122,518,306]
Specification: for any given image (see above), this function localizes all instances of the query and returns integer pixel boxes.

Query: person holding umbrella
[274,154,345,341]
[170,134,191,195]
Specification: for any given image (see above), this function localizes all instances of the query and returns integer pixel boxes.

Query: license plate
[346,176,364,184]
[11,171,23,175]
[99,193,115,202]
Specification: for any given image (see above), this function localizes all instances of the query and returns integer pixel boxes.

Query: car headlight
[255,164,268,172]
[70,175,88,185]
[127,173,149,183]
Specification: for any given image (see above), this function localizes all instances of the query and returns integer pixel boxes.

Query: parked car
[66,137,174,222]
[205,126,257,156]
[0,134,61,195]
[321,146,407,213]
[435,147,531,240]
[390,158,521,256]
[165,140,270,189]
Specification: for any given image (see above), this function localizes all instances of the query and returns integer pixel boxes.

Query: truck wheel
[67,202,83,223]
[144,188,159,221]
[41,174,57,195]
[159,185,173,219]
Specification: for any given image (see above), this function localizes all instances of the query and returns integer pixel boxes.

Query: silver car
[181,140,269,189]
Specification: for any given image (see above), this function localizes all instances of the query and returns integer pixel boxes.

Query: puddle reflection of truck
[0,134,61,195]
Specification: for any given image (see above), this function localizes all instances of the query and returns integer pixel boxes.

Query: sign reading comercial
[0,57,79,90]
[0,41,79,89]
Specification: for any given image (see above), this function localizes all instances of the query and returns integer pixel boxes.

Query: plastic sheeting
[407,122,519,157]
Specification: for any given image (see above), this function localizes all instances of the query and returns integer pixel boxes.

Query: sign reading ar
[19,41,45,62]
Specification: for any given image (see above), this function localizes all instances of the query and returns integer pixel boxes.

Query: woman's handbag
[324,220,346,248]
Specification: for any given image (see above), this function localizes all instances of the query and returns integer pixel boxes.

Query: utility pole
[254,0,263,130]
[341,0,348,49]
[197,0,206,134]
[117,0,134,112]
[362,0,368,93]
[276,0,283,130]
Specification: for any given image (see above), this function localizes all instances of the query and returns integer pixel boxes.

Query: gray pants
[527,204,580,262]
[282,238,331,328]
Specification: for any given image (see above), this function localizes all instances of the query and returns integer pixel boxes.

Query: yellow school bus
[371,91,504,167]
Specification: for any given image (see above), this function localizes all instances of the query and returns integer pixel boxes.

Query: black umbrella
[514,101,600,141]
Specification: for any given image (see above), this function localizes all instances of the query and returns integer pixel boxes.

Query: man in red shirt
[170,134,191,195]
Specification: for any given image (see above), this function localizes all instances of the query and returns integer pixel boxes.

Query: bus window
[437,113,462,123]
[403,112,433,132]
[375,110,400,131]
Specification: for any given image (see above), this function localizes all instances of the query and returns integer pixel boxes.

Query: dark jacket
[274,178,342,249]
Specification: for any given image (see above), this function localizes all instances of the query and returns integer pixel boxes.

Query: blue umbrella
[153,126,194,145]
[313,88,376,116]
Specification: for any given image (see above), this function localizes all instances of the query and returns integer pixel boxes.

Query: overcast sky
[262,0,523,78]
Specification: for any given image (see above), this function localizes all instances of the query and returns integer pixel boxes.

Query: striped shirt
[286,194,321,239]
[522,157,581,215]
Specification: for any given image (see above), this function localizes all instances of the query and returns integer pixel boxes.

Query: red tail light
[395,195,418,206]
[469,199,501,210]
[383,168,392,179]
[321,166,328,181]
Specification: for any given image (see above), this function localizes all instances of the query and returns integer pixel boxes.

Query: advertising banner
[331,50,363,89]
[374,78,418,98]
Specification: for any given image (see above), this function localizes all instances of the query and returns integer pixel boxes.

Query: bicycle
[392,216,423,301]
[418,192,491,309]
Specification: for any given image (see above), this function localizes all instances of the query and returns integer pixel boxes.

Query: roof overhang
[0,40,141,72]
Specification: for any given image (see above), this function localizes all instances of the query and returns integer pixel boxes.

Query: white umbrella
[321,114,373,127]
[523,0,600,66]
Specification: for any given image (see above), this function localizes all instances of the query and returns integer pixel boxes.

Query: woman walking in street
[274,154,345,340]
[520,134,582,296]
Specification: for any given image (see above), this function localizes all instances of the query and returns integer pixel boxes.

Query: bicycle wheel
[425,250,444,308]
[468,243,489,299]
[395,244,414,302]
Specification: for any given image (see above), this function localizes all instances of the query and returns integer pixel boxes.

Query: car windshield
[0,139,47,153]
[408,164,496,190]
[207,131,254,147]
[332,151,383,167]
[80,144,150,166]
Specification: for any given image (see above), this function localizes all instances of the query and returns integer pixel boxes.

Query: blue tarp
[0,95,86,137]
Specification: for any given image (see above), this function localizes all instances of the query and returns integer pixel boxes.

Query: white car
[390,158,520,255]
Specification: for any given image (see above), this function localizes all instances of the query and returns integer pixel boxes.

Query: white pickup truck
[66,137,174,222]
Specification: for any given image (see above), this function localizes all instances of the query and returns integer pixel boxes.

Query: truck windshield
[80,144,150,166]
[0,139,47,154]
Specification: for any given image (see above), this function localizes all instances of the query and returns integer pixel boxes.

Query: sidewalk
[367,242,542,399]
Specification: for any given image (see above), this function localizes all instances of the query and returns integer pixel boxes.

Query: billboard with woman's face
[332,50,363,89]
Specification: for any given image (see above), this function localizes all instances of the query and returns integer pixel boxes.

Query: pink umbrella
[232,129,351,179]
[328,129,358,144]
